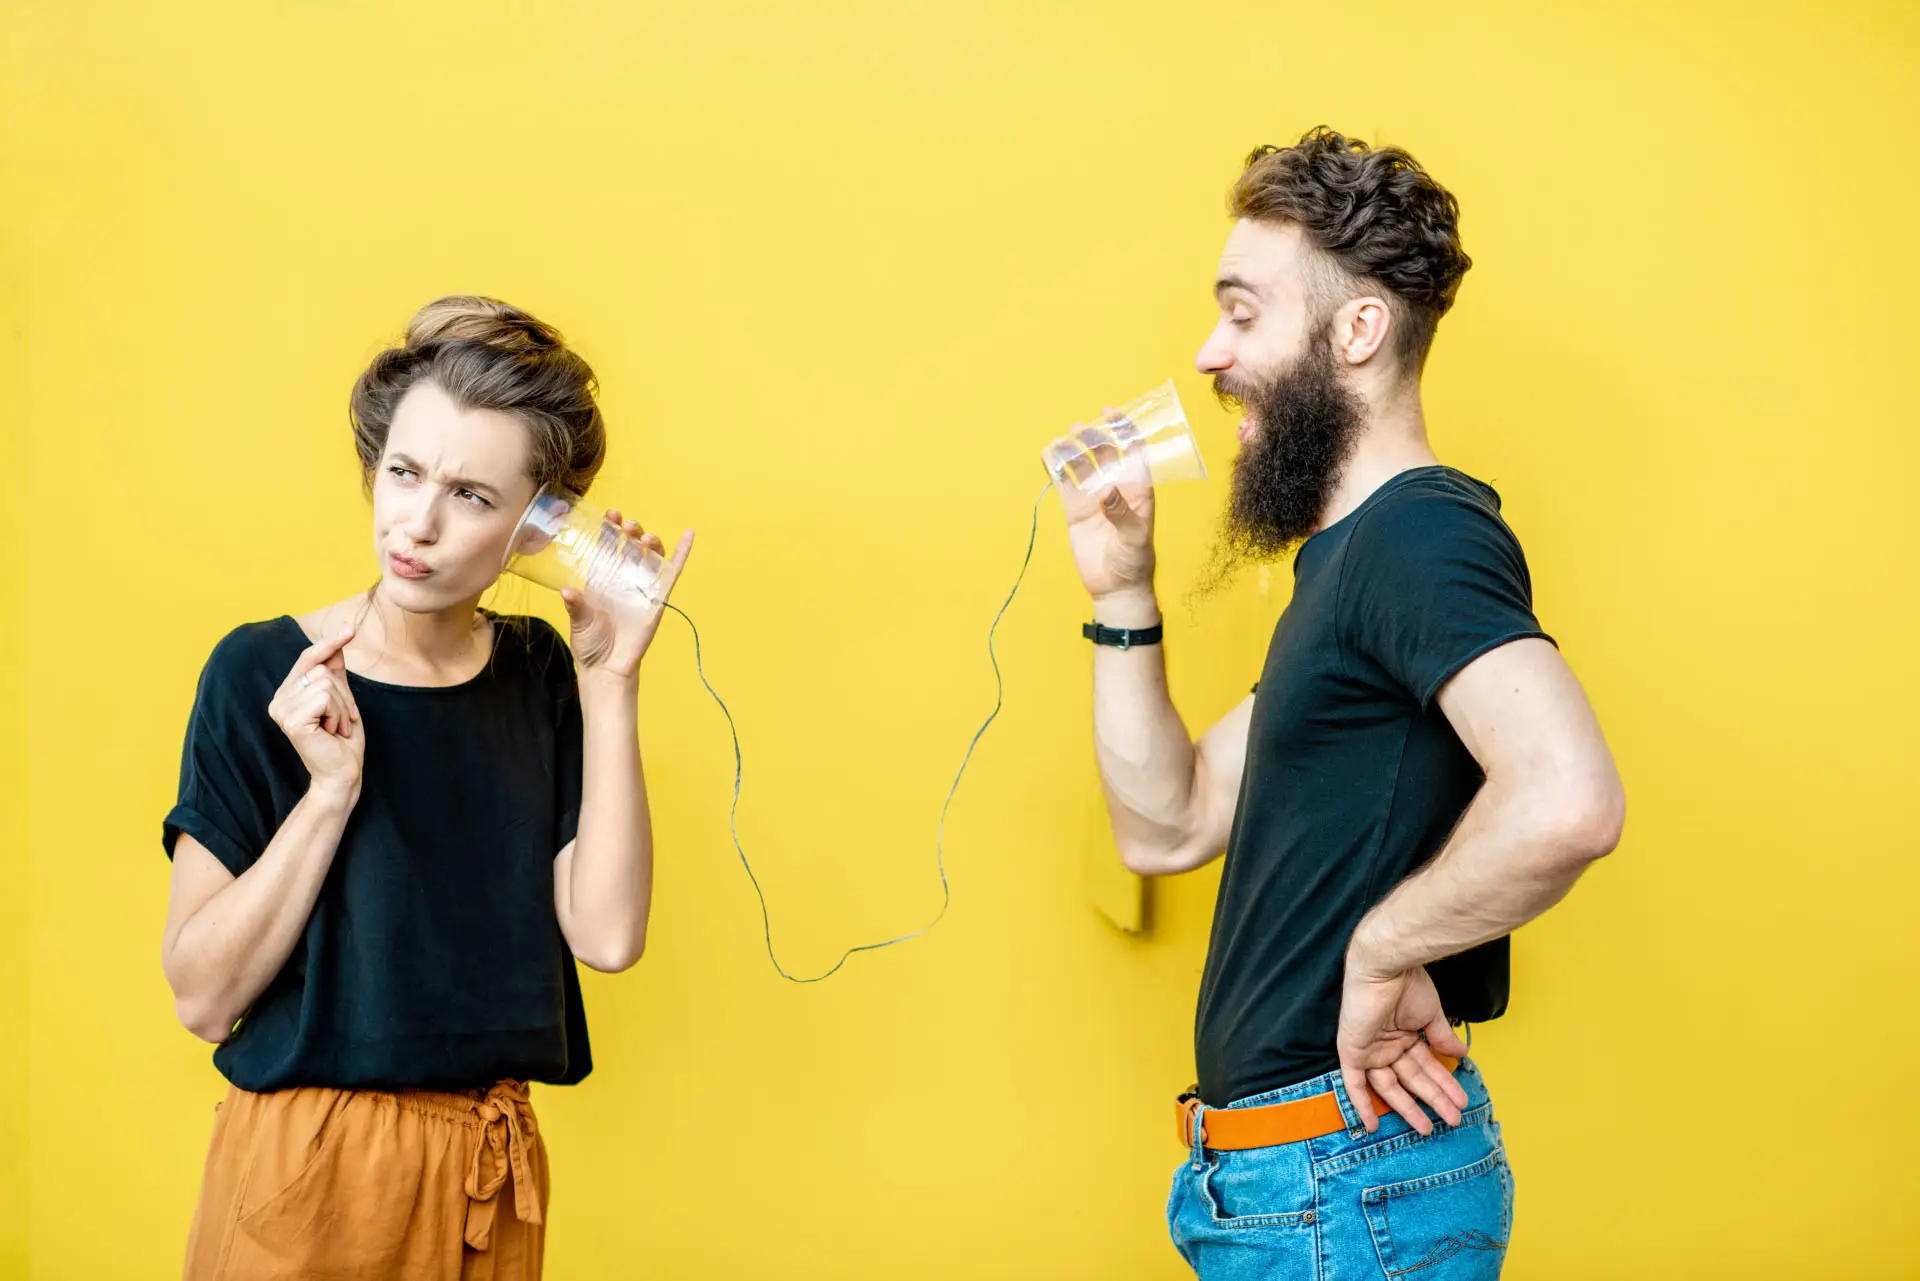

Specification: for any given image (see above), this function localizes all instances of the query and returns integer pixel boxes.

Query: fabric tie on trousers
[463,1081,542,1251]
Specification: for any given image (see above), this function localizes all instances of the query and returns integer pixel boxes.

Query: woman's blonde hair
[349,295,607,496]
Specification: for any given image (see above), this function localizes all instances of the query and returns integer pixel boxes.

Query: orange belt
[1175,1055,1461,1151]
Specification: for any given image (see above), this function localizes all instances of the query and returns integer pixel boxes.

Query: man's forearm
[1348,775,1622,978]
[1090,588,1204,858]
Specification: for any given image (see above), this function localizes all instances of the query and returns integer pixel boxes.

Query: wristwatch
[1083,621,1164,649]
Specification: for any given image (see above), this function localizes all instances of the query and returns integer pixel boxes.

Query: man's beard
[1195,329,1366,598]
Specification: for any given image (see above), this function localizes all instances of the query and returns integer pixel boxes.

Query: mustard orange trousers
[183,1080,548,1281]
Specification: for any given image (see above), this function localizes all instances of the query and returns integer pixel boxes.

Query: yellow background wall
[4,100,30,1278]
[6,1,1917,1276]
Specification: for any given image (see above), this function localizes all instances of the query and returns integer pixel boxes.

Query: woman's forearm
[163,781,357,1041]
[558,671,654,972]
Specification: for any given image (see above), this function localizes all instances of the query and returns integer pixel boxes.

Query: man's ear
[1333,295,1393,366]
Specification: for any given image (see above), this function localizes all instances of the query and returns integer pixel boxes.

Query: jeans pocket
[1167,1164,1200,1270]
[1197,1149,1317,1231]
[1361,1147,1511,1278]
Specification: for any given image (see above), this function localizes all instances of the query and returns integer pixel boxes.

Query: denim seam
[1497,1149,1515,1244]
[1311,1156,1327,1281]
[1361,1148,1508,1205]
[1311,1102,1494,1177]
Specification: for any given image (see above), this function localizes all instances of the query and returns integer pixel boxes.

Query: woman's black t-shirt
[163,612,593,1092]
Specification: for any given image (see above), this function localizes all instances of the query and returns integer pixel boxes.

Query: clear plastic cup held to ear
[502,484,668,610]
[1040,378,1208,500]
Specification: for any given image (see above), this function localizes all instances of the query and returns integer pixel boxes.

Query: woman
[160,296,691,1280]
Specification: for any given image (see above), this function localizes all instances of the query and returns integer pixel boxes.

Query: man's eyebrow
[1215,274,1263,301]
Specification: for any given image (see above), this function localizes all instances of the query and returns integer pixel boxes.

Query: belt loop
[1188,1098,1207,1167]
[1330,1071,1367,1140]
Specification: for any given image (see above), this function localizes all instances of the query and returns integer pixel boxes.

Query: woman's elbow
[162,949,229,1043]
[571,929,647,974]
[173,992,233,1044]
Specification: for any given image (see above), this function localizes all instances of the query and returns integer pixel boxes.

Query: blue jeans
[1166,1058,1513,1279]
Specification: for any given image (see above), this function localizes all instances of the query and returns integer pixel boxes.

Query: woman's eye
[388,465,414,480]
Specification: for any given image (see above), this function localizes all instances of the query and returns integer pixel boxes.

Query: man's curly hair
[1231,127,1471,371]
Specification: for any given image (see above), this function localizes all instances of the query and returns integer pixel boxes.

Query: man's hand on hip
[1335,957,1471,1135]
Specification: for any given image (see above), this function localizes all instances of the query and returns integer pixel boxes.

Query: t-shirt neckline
[275,613,503,694]
[1298,465,1490,563]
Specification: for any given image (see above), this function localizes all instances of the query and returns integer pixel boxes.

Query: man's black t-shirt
[163,612,593,1092]
[1194,467,1551,1105]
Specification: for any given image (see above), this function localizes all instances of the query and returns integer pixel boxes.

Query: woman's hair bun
[404,295,563,355]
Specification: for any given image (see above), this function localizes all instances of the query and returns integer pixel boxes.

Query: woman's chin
[378,572,475,614]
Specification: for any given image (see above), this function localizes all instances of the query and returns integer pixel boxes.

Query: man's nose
[1196,327,1234,375]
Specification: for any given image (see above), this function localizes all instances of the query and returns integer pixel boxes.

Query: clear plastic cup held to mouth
[502,484,668,609]
[1040,379,1208,499]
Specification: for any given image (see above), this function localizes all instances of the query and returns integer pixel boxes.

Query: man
[1065,128,1624,1277]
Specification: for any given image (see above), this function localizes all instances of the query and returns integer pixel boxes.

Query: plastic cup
[1040,379,1208,499]
[501,484,668,609]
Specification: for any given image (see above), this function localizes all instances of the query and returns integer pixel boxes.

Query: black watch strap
[1083,621,1164,649]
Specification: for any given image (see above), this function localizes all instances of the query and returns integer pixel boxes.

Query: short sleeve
[1339,488,1554,709]
[163,627,297,877]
